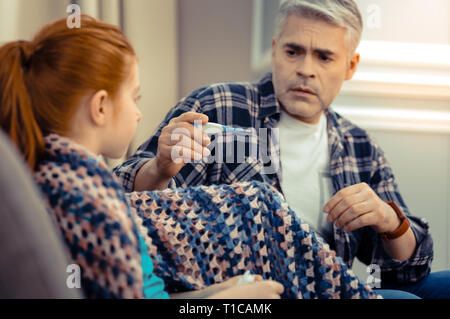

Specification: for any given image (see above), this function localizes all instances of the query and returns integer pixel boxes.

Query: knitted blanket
[35,134,379,299]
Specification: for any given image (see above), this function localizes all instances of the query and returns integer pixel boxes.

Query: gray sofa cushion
[0,130,82,299]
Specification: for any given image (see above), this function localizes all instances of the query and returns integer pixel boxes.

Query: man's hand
[155,112,211,179]
[170,274,285,299]
[208,280,284,299]
[323,183,401,234]
[134,112,211,191]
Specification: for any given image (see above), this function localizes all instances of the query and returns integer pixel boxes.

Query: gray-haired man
[115,0,450,298]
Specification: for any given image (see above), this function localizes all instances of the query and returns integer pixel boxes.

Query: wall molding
[357,41,450,71]
[340,71,450,100]
[340,41,450,99]
[333,106,450,134]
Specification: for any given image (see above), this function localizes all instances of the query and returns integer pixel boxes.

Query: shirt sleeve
[357,137,434,285]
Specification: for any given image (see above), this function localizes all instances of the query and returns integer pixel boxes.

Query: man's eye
[319,54,331,62]
[286,50,297,57]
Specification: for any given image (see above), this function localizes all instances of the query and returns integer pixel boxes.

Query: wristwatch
[380,201,410,241]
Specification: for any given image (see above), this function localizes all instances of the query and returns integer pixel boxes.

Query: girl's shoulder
[34,134,137,241]
[33,134,145,298]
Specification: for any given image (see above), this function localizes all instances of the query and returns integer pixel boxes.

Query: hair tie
[18,40,33,71]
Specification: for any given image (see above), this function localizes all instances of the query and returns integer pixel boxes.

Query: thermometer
[194,122,252,134]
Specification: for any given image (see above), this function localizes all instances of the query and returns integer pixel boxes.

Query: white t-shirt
[277,110,334,242]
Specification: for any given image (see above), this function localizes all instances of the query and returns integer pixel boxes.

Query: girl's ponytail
[0,41,44,170]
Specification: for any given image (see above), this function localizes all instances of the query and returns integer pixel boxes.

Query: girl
[0,15,378,299]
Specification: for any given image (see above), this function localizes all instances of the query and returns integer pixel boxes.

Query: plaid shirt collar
[256,73,280,121]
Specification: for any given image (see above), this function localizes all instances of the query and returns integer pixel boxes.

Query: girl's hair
[0,15,136,170]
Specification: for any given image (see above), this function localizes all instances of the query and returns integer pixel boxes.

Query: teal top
[137,232,170,299]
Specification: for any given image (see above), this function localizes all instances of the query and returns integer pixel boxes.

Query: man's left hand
[323,183,401,234]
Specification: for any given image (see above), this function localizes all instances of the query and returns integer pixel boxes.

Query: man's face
[272,14,360,124]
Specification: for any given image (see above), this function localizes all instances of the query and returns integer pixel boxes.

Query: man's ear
[272,37,277,60]
[345,52,360,81]
[89,90,110,127]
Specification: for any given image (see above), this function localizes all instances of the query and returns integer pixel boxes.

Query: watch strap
[380,201,410,241]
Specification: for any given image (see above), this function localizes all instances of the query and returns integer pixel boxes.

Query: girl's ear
[89,90,110,126]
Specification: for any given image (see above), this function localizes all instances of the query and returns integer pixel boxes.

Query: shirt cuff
[119,158,152,193]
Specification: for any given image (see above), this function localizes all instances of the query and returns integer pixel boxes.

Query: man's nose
[295,54,315,79]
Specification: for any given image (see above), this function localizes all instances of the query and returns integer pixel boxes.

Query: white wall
[177,0,255,98]
[122,0,178,153]
[355,0,450,45]
[0,0,67,44]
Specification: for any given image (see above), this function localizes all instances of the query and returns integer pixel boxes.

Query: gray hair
[275,0,363,54]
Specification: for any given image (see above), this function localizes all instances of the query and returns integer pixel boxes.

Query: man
[115,0,449,298]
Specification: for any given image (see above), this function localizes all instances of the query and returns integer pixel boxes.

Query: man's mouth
[290,86,316,95]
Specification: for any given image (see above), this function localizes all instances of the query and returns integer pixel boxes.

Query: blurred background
[0,0,449,281]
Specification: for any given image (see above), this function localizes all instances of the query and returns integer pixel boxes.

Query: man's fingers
[267,280,284,295]
[326,192,365,223]
[342,212,375,232]
[334,202,371,228]
[170,145,205,163]
[159,143,205,163]
[172,134,209,155]
[323,184,364,212]
[165,122,210,146]
[173,111,209,125]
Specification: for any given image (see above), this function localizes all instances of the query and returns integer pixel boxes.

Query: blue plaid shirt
[114,73,433,285]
